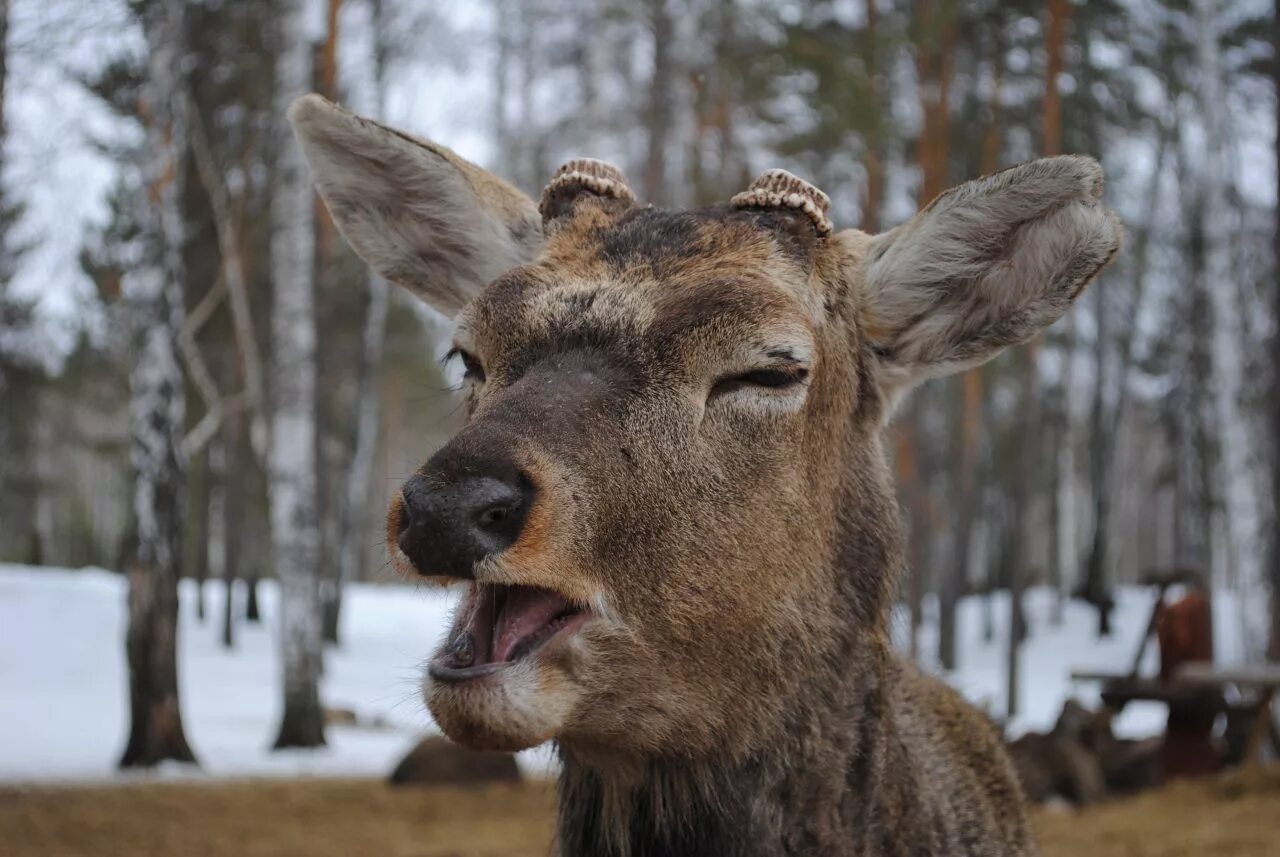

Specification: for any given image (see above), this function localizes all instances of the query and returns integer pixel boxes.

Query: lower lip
[427,661,507,683]
[427,616,588,684]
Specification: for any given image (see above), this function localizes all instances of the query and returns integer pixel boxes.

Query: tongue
[492,586,572,663]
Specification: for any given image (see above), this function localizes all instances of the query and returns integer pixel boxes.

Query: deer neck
[555,634,909,857]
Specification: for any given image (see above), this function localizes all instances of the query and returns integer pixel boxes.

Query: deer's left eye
[710,366,809,397]
[446,348,486,383]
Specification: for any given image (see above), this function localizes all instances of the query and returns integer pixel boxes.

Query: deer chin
[423,582,595,752]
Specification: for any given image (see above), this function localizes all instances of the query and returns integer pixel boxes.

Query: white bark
[132,1,188,578]
[269,0,324,746]
[1196,0,1265,659]
[120,0,196,767]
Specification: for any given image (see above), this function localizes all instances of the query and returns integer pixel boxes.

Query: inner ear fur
[288,94,544,318]
[858,155,1122,388]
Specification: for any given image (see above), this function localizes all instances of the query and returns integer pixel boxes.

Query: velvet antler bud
[731,169,833,236]
[539,158,636,224]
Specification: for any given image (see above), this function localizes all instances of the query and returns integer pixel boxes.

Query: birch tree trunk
[120,0,197,769]
[1196,0,1263,658]
[269,0,325,749]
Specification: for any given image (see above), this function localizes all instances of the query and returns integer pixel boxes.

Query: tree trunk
[643,0,675,205]
[0,0,8,180]
[895,421,926,661]
[1044,0,1072,627]
[315,0,344,647]
[120,0,197,769]
[914,0,956,204]
[1043,0,1069,158]
[218,412,240,649]
[327,0,391,646]
[493,0,511,161]
[1184,190,1216,575]
[315,0,341,262]
[711,0,744,199]
[269,0,325,750]
[208,432,228,641]
[245,571,262,621]
[1007,350,1038,721]
[941,368,982,671]
[1197,0,1261,656]
[1082,128,1169,637]
[188,447,209,622]
[1270,0,1280,662]
[860,0,882,232]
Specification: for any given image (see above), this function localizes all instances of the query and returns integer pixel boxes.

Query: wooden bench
[1176,662,1280,767]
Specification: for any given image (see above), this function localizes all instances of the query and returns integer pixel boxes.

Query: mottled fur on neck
[555,638,925,857]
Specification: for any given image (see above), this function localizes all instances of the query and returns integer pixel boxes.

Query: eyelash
[710,366,809,397]
[446,348,486,383]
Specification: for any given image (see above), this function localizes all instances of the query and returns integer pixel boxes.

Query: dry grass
[1034,766,1280,857]
[2,767,1277,856]
[0,778,557,857]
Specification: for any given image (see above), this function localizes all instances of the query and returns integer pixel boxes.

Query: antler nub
[539,158,636,221]
[731,169,833,236]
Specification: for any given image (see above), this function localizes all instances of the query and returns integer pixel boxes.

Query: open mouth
[429,584,591,682]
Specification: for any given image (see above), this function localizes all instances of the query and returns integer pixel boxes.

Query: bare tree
[120,0,197,769]
[1006,0,1069,715]
[643,0,676,205]
[327,0,392,645]
[1271,0,1280,662]
[269,0,325,749]
[0,0,8,181]
[1197,0,1263,657]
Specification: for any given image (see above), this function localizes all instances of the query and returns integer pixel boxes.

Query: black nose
[397,459,533,578]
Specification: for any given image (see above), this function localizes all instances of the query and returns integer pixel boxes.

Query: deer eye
[446,348,486,383]
[710,365,809,397]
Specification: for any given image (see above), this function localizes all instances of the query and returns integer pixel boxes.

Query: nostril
[477,505,509,528]
[466,474,532,553]
[475,498,520,532]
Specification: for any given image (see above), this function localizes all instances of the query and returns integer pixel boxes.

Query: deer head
[291,95,1120,765]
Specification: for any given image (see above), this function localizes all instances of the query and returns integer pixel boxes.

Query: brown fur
[290,94,1123,856]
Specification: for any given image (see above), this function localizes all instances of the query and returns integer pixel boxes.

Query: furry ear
[859,155,1121,392]
[288,95,544,318]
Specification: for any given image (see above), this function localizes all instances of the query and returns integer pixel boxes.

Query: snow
[0,564,1248,784]
[0,564,551,783]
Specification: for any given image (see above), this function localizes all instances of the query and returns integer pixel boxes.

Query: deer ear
[858,156,1121,393]
[288,95,544,318]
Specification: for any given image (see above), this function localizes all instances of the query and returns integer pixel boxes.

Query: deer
[290,93,1121,857]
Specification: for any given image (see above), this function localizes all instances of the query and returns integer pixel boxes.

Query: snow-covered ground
[0,565,562,783]
[0,564,1248,784]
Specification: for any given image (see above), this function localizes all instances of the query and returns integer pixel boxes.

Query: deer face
[291,96,1120,760]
